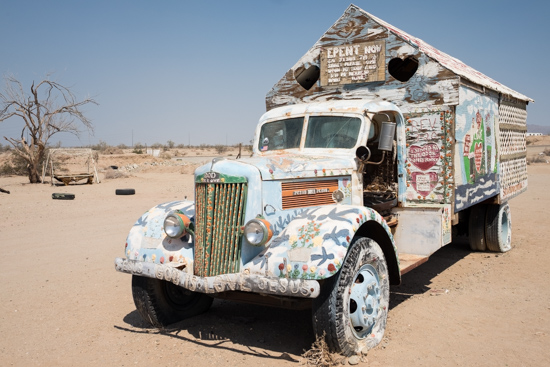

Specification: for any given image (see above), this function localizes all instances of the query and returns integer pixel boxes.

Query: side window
[258,118,303,151]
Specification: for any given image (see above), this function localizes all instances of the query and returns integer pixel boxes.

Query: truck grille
[194,182,247,277]
[281,179,339,209]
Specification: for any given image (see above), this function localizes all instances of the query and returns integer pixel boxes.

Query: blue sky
[1,0,547,147]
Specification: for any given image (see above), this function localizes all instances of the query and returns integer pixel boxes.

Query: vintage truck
[114,5,532,357]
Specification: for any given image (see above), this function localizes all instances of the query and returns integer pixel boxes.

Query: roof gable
[266,4,532,111]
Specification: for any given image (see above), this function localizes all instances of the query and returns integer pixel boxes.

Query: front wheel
[312,237,390,356]
[132,275,213,328]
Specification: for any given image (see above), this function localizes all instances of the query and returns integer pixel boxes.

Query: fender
[244,205,401,285]
[124,200,196,269]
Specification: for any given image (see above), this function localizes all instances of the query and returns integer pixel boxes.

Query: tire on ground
[468,204,487,251]
[312,237,390,356]
[52,193,75,200]
[131,275,213,328]
[116,188,135,195]
[485,203,512,252]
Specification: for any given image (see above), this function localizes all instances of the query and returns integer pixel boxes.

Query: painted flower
[160,257,165,264]
[318,268,326,277]
[302,264,308,271]
[287,264,292,272]
[279,263,285,271]
[313,237,323,247]
[310,266,317,273]
[328,263,336,272]
[151,254,156,262]
[289,235,298,244]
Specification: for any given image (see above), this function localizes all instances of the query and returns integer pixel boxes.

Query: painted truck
[114,5,532,357]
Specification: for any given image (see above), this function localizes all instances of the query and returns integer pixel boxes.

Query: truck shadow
[390,238,471,309]
[116,239,472,359]
[117,300,312,361]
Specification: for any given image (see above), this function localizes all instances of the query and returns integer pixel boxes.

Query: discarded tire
[116,188,135,195]
[52,193,75,200]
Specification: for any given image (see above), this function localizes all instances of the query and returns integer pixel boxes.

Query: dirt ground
[1,152,549,366]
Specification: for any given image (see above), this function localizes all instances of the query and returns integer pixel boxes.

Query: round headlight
[164,212,191,238]
[243,218,273,246]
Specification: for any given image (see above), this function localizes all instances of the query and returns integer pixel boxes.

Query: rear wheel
[485,203,512,252]
[312,237,390,356]
[132,275,213,328]
[468,204,487,251]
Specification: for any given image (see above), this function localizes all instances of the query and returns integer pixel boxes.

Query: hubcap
[349,264,380,338]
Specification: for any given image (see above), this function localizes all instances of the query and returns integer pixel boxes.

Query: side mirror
[355,146,371,161]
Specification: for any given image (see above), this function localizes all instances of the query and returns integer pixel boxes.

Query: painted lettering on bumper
[115,258,320,298]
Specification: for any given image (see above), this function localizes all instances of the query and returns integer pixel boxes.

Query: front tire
[132,275,213,328]
[312,237,390,356]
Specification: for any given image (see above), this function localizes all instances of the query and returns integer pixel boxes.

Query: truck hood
[234,154,357,180]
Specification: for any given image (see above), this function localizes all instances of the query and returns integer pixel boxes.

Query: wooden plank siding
[266,5,460,113]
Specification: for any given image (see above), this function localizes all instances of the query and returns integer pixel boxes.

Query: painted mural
[403,109,453,205]
[454,87,499,211]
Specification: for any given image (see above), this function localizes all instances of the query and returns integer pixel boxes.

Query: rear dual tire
[468,203,512,253]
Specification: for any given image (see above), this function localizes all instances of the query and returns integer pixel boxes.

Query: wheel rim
[163,281,197,310]
[500,209,511,247]
[348,264,380,338]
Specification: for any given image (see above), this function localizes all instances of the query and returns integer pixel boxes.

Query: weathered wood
[54,173,94,186]
[0,187,10,194]
[398,253,429,275]
[266,5,459,112]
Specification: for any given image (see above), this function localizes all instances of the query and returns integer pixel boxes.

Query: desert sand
[0,147,549,366]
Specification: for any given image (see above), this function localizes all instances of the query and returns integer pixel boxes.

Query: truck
[114,5,532,356]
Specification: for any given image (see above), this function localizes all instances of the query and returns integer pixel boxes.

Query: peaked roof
[347,5,532,102]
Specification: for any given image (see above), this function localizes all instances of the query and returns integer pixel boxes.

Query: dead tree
[0,75,97,183]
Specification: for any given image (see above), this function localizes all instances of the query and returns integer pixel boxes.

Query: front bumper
[115,258,320,298]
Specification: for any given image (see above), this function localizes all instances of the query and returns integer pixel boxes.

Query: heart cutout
[388,56,418,82]
[294,65,320,90]
[408,143,440,171]
[411,172,438,197]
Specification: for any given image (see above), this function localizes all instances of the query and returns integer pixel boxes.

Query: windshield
[258,118,303,151]
[259,115,361,151]
[304,116,361,149]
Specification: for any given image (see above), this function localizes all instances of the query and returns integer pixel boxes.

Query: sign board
[320,41,386,86]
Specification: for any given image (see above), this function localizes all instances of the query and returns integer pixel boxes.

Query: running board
[398,253,429,275]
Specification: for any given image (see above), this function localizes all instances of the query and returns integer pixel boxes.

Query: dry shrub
[104,169,128,179]
[301,334,343,367]
[159,152,172,159]
[527,155,548,164]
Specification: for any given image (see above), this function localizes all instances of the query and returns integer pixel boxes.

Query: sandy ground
[1,152,549,366]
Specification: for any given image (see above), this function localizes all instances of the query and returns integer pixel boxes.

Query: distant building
[526,133,544,136]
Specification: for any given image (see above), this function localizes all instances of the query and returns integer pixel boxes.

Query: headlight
[243,218,273,246]
[164,212,192,238]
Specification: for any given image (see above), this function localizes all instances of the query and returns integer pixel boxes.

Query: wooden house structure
[266,4,533,212]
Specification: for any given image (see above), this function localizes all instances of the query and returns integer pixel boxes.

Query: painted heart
[388,56,418,82]
[411,171,438,197]
[408,143,440,171]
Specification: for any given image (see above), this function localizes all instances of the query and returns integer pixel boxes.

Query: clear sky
[1,0,547,147]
